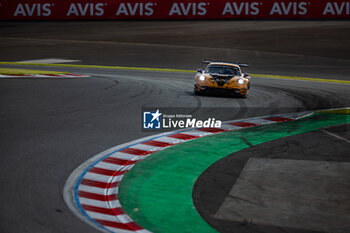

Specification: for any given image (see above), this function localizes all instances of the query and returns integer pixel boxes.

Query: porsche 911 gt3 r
[194,61,251,98]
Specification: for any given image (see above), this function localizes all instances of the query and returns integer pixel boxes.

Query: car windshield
[205,65,240,75]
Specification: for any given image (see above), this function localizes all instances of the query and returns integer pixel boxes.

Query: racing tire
[194,89,201,96]
[240,90,248,98]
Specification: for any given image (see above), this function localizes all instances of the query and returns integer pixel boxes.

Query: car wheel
[240,90,248,98]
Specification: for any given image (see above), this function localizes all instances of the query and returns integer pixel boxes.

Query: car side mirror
[197,69,203,73]
[243,73,250,77]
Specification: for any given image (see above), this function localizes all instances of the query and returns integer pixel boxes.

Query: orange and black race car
[194,61,251,98]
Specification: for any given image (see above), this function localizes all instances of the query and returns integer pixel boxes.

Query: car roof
[208,62,240,68]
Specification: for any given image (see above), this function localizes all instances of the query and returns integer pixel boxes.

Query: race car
[194,61,251,98]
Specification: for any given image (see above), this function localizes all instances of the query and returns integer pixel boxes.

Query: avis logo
[143,109,162,129]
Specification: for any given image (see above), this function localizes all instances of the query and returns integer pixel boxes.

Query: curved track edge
[1,62,350,84]
[63,110,326,233]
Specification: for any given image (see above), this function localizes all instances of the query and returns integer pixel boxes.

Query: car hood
[207,74,241,79]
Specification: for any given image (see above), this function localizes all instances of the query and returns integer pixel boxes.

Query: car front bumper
[195,85,246,95]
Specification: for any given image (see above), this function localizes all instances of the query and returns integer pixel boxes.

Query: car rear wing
[202,60,249,67]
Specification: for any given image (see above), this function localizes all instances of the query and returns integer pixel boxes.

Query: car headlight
[199,75,206,81]
[237,78,244,85]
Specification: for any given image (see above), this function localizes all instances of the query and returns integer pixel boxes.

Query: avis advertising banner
[0,0,349,20]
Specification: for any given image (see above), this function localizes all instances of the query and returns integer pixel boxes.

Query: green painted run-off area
[119,110,349,233]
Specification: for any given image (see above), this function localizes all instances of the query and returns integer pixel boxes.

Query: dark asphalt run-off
[194,123,350,233]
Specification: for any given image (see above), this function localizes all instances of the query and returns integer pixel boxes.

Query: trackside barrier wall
[0,0,350,20]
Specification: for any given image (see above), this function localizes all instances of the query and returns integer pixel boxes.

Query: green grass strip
[0,67,68,75]
[317,108,350,114]
[0,62,193,73]
[119,112,349,233]
[253,74,350,84]
[1,62,349,84]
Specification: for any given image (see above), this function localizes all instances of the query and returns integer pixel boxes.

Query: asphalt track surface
[0,21,350,233]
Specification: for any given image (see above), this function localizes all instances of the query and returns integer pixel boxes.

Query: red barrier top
[0,0,349,20]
